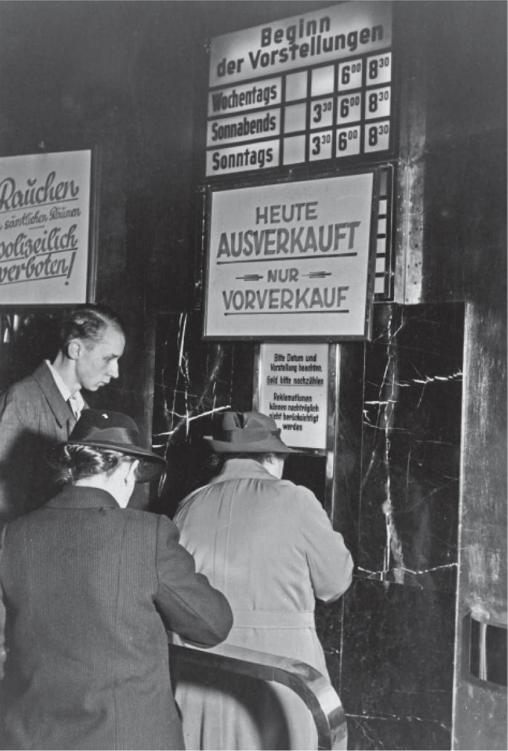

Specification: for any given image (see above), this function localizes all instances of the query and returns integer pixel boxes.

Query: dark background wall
[0,0,337,420]
[0,2,505,749]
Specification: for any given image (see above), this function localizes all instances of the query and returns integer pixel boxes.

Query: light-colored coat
[0,485,233,750]
[173,458,353,750]
[0,362,79,521]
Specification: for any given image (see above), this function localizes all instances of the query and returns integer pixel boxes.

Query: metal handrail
[169,643,347,750]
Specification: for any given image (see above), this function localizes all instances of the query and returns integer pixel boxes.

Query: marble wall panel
[152,311,236,514]
[346,715,451,751]
[357,303,463,592]
[341,579,455,719]
[153,303,464,750]
[324,302,464,749]
[318,577,455,750]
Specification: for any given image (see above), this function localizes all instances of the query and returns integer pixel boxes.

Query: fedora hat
[67,409,165,482]
[204,410,296,454]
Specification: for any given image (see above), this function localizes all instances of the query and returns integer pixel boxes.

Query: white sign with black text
[203,172,376,339]
[206,2,392,175]
[258,343,329,450]
[0,150,92,306]
[209,2,392,86]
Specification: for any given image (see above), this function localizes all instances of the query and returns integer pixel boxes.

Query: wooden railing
[169,643,347,750]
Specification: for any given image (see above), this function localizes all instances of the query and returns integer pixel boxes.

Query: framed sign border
[0,147,99,308]
[201,167,380,341]
[203,0,396,180]
[253,341,340,522]
[253,341,340,455]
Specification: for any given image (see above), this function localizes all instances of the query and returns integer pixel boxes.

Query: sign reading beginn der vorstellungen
[206,2,392,176]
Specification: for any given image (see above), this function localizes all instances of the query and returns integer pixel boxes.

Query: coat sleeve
[299,487,354,603]
[154,514,233,647]
[0,388,32,520]
[0,525,7,680]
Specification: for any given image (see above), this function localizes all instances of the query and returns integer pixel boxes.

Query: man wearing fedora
[0,304,126,522]
[173,410,353,750]
[0,410,233,750]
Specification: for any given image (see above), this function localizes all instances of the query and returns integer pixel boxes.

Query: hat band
[215,427,281,444]
[78,427,140,447]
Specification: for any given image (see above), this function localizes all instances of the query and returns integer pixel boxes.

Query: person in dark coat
[0,304,126,522]
[0,409,233,751]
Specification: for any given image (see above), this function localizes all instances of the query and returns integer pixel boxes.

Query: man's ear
[127,460,139,482]
[66,339,82,360]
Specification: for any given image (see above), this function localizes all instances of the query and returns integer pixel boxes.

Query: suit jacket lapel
[32,362,76,431]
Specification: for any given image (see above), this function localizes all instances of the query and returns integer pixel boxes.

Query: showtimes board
[206,1,392,177]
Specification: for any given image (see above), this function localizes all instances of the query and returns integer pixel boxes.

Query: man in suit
[0,304,125,521]
[0,410,233,750]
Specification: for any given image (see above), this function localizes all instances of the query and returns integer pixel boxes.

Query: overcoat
[173,458,353,750]
[0,362,79,520]
[0,485,233,750]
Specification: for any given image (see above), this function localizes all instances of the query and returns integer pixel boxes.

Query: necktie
[67,396,79,419]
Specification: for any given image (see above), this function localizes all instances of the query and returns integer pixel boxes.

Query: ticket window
[152,317,339,521]
[252,342,339,519]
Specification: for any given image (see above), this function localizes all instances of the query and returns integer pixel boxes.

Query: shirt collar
[46,360,85,412]
[45,360,85,415]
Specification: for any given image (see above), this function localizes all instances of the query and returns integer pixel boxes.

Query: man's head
[53,409,165,506]
[203,410,295,455]
[203,410,297,478]
[55,305,125,392]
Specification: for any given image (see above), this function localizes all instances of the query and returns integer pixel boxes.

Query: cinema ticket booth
[0,1,505,749]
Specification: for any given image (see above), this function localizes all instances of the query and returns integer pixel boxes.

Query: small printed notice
[0,150,92,305]
[258,343,329,449]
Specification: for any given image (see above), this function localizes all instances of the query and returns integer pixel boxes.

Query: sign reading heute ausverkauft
[258,342,329,449]
[203,172,375,339]
[0,150,92,305]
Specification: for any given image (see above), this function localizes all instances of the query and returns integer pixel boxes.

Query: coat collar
[32,361,76,429]
[45,485,120,510]
[209,457,277,484]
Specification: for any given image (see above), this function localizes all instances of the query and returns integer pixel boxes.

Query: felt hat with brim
[204,410,297,454]
[67,409,165,482]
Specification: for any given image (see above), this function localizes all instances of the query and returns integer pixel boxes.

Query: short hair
[223,452,282,462]
[58,304,124,350]
[51,443,138,484]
